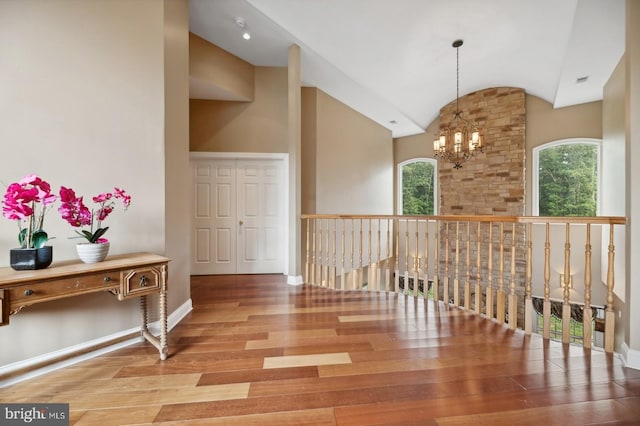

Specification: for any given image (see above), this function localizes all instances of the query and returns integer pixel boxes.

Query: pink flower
[114,187,131,209]
[58,186,131,243]
[2,174,58,248]
[58,186,92,227]
[92,193,112,203]
[96,206,113,221]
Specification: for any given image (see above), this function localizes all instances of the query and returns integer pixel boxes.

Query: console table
[0,252,170,360]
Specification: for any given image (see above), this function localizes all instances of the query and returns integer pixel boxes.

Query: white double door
[191,158,284,275]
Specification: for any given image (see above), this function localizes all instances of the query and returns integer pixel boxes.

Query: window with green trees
[399,159,436,215]
[534,140,600,216]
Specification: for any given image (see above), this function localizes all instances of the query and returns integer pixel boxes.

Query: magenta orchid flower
[58,186,131,244]
[2,174,57,248]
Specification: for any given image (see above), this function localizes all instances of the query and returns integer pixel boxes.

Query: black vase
[9,246,53,271]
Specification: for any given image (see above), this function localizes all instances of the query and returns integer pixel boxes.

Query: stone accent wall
[436,87,526,322]
[439,87,525,216]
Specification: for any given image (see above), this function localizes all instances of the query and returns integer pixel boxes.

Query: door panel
[191,158,284,275]
[191,161,236,275]
[237,160,283,274]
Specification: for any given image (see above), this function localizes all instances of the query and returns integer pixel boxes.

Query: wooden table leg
[160,286,168,360]
[140,265,169,360]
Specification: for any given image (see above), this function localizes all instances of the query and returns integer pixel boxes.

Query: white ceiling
[189,0,625,138]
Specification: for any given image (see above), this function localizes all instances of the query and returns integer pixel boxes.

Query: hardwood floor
[2,274,640,425]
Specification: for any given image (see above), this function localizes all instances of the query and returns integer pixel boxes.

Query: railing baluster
[414,218,419,297]
[341,219,346,290]
[474,222,481,313]
[324,219,330,288]
[404,219,410,295]
[605,224,616,352]
[304,219,311,284]
[425,219,430,300]
[317,219,323,286]
[508,222,517,330]
[543,223,551,339]
[583,223,592,348]
[311,218,317,286]
[454,221,460,307]
[358,218,364,290]
[433,219,440,304]
[525,222,533,335]
[465,222,471,310]
[486,222,494,320]
[497,222,505,324]
[444,222,450,304]
[562,223,571,343]
[385,218,391,292]
[350,218,356,290]
[330,219,336,289]
[393,219,400,293]
[377,218,382,292]
[368,219,373,291]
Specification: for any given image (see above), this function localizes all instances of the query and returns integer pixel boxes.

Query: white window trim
[532,138,602,216]
[397,157,438,215]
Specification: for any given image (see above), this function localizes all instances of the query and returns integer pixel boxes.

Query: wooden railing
[301,214,626,353]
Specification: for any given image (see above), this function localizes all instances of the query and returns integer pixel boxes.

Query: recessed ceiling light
[576,76,589,84]
[235,17,251,40]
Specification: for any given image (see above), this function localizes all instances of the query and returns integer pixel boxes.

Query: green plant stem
[27,201,34,248]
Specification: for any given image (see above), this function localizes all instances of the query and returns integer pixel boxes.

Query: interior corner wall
[0,0,167,366]
[189,32,254,101]
[164,0,191,313]
[308,88,394,215]
[301,87,317,214]
[625,0,640,357]
[189,67,288,153]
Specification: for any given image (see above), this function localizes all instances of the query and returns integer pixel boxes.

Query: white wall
[0,0,181,366]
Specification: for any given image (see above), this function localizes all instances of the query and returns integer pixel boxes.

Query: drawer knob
[140,275,147,287]
[24,289,34,296]
[104,276,111,282]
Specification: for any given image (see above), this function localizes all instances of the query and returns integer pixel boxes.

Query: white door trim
[189,152,289,275]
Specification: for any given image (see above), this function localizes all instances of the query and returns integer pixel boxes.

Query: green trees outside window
[536,142,599,217]
[401,161,435,215]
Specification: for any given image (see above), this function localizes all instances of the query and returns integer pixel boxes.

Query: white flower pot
[76,242,110,263]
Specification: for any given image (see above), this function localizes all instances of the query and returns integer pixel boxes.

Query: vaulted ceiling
[189,0,625,138]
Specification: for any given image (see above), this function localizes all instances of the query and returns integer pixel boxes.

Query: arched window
[532,138,601,216]
[397,158,437,215]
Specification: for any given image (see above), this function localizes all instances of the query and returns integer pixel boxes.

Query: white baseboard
[0,298,193,388]
[621,342,640,370]
[287,275,304,285]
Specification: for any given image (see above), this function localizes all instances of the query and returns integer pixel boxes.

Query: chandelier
[433,39,484,169]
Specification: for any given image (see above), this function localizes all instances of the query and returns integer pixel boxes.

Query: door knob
[239,220,244,225]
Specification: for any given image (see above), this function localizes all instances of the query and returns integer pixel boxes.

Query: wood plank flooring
[1,274,640,425]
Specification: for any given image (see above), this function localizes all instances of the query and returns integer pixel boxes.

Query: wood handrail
[301,214,626,225]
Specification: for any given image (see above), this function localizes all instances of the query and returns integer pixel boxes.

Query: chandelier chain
[456,43,459,113]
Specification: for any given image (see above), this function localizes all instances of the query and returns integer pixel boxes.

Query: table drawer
[120,266,161,299]
[8,272,120,311]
